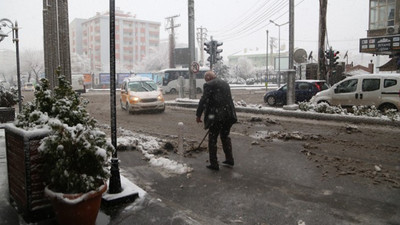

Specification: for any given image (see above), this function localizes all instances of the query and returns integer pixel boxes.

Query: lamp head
[0,28,8,42]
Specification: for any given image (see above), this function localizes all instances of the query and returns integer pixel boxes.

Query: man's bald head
[204,71,216,82]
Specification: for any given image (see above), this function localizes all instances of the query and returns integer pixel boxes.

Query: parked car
[264,80,329,106]
[120,76,165,113]
[310,74,400,111]
[245,78,255,85]
[23,82,35,91]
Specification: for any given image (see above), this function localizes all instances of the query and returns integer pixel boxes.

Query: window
[362,79,380,91]
[369,0,396,29]
[384,79,397,88]
[297,82,311,91]
[337,79,358,93]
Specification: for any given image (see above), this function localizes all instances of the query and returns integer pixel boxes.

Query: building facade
[227,48,286,70]
[359,0,400,71]
[70,9,160,72]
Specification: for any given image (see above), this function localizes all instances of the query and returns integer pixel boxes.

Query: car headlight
[129,96,140,104]
[157,94,164,102]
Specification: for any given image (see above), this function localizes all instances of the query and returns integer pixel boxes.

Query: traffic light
[204,41,215,65]
[325,49,331,65]
[332,51,339,66]
[204,39,223,69]
[214,41,223,62]
[204,41,212,55]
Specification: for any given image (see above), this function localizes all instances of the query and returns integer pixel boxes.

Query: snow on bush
[39,119,113,194]
[15,72,114,194]
[0,86,19,107]
[15,76,96,129]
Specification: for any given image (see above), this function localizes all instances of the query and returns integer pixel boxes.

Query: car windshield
[129,81,157,92]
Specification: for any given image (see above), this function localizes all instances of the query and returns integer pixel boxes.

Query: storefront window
[369,0,397,30]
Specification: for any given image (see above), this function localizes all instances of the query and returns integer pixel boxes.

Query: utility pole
[318,0,327,80]
[270,37,276,83]
[165,15,180,69]
[196,26,207,67]
[188,0,196,99]
[42,0,71,90]
[266,30,268,87]
[287,0,295,106]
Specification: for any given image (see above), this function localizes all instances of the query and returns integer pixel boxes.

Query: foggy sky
[1,0,369,62]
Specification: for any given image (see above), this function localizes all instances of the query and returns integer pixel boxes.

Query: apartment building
[70,9,160,72]
[359,0,400,71]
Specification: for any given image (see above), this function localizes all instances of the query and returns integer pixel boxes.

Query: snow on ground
[106,127,193,175]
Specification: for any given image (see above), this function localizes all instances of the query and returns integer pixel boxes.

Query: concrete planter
[45,183,107,225]
[4,124,52,222]
[0,107,15,123]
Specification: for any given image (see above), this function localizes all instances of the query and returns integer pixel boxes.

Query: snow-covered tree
[213,61,230,80]
[71,53,90,73]
[230,57,254,80]
[134,44,169,72]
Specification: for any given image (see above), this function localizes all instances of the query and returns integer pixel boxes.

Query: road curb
[165,102,400,127]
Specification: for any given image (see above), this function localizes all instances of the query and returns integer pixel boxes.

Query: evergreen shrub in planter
[0,86,18,123]
[5,73,113,223]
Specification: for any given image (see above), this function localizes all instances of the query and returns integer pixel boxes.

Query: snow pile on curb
[298,102,400,121]
[171,97,400,122]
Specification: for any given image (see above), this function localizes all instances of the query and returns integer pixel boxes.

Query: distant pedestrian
[196,71,237,171]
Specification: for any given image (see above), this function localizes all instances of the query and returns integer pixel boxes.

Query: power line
[214,0,307,44]
[216,0,286,40]
[220,1,288,41]
[211,0,273,35]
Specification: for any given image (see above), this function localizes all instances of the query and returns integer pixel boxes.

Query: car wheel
[378,103,398,113]
[266,96,276,106]
[169,88,177,94]
[126,102,130,113]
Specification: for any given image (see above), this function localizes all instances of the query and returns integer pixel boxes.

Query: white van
[71,74,86,94]
[311,74,400,111]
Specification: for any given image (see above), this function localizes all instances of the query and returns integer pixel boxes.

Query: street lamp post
[0,18,22,112]
[266,30,268,90]
[269,20,288,88]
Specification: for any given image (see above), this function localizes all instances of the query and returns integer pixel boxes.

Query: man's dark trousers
[208,121,234,166]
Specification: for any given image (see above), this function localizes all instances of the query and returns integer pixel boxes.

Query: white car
[311,74,400,111]
[120,76,165,113]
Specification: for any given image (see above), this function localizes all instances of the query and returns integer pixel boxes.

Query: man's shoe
[206,165,219,171]
[222,160,234,166]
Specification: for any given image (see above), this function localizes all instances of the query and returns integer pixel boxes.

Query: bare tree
[21,49,44,83]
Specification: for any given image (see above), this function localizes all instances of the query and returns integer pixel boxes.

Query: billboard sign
[99,73,110,84]
[117,73,130,85]
[360,35,400,53]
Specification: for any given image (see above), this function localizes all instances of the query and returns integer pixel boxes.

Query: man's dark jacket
[196,77,237,129]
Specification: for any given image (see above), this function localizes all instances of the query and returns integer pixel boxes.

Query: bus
[71,74,86,94]
[155,68,209,94]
